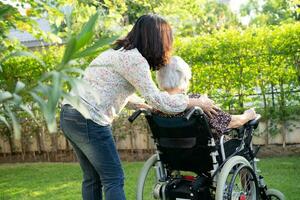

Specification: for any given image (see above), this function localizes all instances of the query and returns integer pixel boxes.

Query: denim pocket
[61,106,89,144]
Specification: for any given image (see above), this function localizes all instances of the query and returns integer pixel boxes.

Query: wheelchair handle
[184,106,203,121]
[128,109,148,123]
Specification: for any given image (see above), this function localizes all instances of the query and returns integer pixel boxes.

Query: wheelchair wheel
[215,156,258,200]
[228,164,258,200]
[137,154,161,200]
[266,189,285,200]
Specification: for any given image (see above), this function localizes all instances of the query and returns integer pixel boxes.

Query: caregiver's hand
[189,95,219,118]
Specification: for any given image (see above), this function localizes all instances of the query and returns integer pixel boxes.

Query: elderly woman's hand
[189,95,219,118]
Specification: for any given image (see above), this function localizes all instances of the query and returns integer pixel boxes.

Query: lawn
[0,156,299,200]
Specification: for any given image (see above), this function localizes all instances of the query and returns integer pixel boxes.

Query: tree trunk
[261,88,269,145]
[265,119,269,145]
[282,121,288,149]
[279,81,286,148]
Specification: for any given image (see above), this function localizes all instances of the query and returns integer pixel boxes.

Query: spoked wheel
[137,154,164,200]
[215,156,258,200]
[266,189,285,200]
[227,165,258,200]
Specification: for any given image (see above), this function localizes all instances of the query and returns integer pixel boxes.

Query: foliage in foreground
[0,5,116,139]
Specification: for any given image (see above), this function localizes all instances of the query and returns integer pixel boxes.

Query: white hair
[156,56,191,91]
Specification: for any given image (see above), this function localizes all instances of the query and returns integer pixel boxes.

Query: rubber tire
[136,154,159,200]
[266,189,285,200]
[215,156,253,200]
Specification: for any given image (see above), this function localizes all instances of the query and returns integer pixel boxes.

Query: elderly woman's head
[156,56,191,93]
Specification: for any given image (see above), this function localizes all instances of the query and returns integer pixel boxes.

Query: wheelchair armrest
[222,114,261,139]
[184,106,203,121]
[225,114,261,132]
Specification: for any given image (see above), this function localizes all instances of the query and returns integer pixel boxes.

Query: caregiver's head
[114,14,173,70]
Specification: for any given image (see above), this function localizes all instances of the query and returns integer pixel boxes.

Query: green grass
[0,156,299,200]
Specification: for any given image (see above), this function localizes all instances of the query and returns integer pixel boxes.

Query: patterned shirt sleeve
[115,53,188,114]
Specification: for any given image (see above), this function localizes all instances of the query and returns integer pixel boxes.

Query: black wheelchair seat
[144,109,216,174]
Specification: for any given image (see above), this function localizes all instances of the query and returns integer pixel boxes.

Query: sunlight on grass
[0,156,299,200]
[31,191,43,197]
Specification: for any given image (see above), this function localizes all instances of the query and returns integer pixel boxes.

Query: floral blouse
[65,48,188,126]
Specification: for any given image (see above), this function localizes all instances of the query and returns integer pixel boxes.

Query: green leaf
[0,114,11,130]
[72,35,119,59]
[49,72,61,111]
[0,64,2,72]
[75,11,99,51]
[15,81,26,93]
[30,91,57,132]
[5,106,21,139]
[39,71,55,82]
[61,67,84,74]
[45,118,57,134]
[12,94,22,105]
[0,4,12,18]
[60,36,77,67]
[0,91,13,102]
[64,5,73,33]
[29,91,46,110]
[19,104,35,119]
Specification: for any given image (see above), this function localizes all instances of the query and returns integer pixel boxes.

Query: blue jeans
[60,104,126,200]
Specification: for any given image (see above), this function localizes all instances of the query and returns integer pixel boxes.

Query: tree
[240,0,300,26]
[124,0,240,36]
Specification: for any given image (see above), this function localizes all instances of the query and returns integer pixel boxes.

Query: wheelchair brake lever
[128,109,148,123]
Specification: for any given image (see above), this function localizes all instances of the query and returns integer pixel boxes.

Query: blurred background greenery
[0,0,299,155]
[0,0,299,199]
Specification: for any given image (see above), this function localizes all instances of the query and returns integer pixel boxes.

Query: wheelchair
[128,107,285,200]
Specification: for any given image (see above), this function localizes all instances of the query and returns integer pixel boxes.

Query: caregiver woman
[60,14,218,200]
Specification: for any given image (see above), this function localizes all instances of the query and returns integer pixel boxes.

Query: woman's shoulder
[117,48,147,63]
[89,49,115,67]
[89,48,149,70]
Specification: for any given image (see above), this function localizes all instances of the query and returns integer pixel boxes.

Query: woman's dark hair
[113,14,173,70]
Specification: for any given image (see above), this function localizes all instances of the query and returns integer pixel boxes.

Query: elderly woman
[156,56,257,139]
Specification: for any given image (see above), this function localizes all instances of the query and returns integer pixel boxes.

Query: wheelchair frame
[129,107,284,200]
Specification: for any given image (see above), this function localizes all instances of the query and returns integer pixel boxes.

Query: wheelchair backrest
[145,109,215,174]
